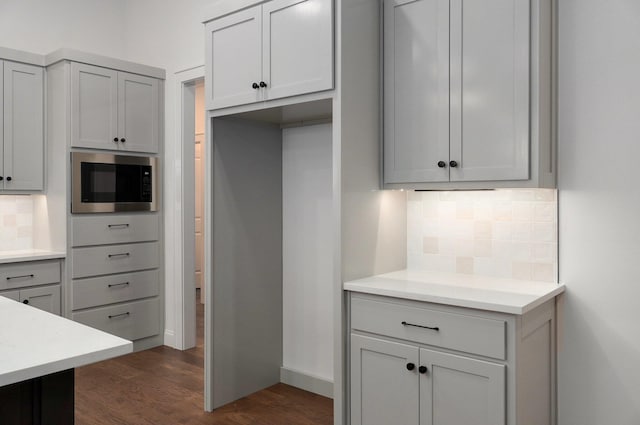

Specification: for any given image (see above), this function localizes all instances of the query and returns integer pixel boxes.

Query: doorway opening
[176,69,205,353]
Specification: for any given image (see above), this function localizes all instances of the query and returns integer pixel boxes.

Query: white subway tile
[406,189,557,282]
[512,262,533,280]
[456,257,474,274]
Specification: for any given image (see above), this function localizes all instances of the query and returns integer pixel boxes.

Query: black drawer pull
[108,312,130,319]
[108,253,130,259]
[108,282,130,288]
[108,223,130,229]
[401,321,440,332]
[6,274,35,280]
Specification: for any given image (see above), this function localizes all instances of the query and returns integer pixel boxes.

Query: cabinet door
[1,290,20,301]
[262,0,333,102]
[205,6,262,110]
[3,61,44,191]
[0,61,3,186]
[419,348,505,425]
[71,63,119,150]
[19,285,61,315]
[118,72,159,153]
[449,0,530,182]
[351,334,419,425]
[383,0,450,184]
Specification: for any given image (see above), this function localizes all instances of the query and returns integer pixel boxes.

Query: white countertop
[344,269,565,315]
[0,249,66,264]
[0,296,132,387]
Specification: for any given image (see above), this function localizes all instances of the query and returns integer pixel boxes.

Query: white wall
[0,0,127,251]
[120,0,211,346]
[0,0,126,57]
[282,124,334,382]
[558,1,640,423]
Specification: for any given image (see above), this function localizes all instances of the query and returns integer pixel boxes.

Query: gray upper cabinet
[383,0,450,184]
[71,62,159,153]
[205,6,263,110]
[204,0,333,110]
[1,60,44,191]
[384,0,555,189]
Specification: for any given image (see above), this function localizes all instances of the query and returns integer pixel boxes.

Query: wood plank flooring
[75,301,333,424]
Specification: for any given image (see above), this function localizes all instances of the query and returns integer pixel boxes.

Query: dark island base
[0,369,74,425]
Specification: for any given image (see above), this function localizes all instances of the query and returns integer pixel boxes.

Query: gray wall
[211,117,283,408]
[558,1,640,423]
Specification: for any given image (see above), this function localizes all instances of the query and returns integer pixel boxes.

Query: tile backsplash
[407,189,558,282]
[0,196,33,251]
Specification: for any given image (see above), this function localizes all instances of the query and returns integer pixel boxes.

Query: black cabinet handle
[252,82,260,89]
[113,137,119,142]
[419,366,428,374]
[6,177,12,182]
[108,223,130,229]
[7,274,35,280]
[0,176,4,181]
[23,299,29,305]
[108,252,130,259]
[108,282,130,288]
[259,81,267,88]
[120,138,126,143]
[401,321,439,332]
[406,363,415,371]
[437,161,446,168]
[108,312,130,319]
[449,160,458,168]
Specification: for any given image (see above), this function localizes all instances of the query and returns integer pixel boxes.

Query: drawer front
[0,260,61,291]
[351,296,506,360]
[72,270,160,310]
[72,242,159,278]
[71,214,159,247]
[72,297,160,341]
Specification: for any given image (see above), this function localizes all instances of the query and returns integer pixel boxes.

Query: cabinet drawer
[72,242,159,278]
[351,296,506,360]
[72,297,160,341]
[0,260,61,291]
[71,214,159,247]
[72,270,160,310]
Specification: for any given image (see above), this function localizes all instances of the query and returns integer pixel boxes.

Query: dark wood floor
[75,300,333,424]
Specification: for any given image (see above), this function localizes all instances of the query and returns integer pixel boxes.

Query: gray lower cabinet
[351,335,419,425]
[69,213,161,345]
[0,260,62,315]
[349,293,557,425]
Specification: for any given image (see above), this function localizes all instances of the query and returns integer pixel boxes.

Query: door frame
[173,66,205,351]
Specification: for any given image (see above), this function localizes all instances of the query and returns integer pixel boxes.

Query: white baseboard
[280,367,333,399]
[163,329,176,348]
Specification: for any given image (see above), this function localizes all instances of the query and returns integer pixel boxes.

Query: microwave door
[81,162,116,202]
[115,163,143,202]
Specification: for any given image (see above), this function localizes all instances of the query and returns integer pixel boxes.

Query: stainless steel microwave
[71,152,158,213]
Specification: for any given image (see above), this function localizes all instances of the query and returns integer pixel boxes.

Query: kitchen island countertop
[0,296,132,387]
